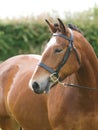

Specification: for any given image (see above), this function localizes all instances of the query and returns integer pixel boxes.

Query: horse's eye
[54,48,63,53]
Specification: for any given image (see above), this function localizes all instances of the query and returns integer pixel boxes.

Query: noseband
[38,28,80,82]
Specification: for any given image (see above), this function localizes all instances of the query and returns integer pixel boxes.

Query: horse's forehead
[47,37,56,48]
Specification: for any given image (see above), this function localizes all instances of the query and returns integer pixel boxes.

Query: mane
[68,23,83,34]
[54,23,83,34]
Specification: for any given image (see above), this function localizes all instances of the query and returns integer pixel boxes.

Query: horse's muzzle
[29,77,54,94]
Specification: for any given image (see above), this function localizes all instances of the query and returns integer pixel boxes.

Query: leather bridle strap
[39,62,55,74]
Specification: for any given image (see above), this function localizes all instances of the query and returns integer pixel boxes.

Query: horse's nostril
[32,81,39,91]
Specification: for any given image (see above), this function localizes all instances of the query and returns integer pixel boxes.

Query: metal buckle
[49,73,59,83]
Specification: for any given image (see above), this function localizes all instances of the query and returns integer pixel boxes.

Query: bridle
[38,28,80,81]
[38,28,98,91]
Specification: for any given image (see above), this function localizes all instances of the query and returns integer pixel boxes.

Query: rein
[60,82,98,91]
[50,74,98,91]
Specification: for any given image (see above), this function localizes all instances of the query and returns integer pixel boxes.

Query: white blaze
[47,37,56,48]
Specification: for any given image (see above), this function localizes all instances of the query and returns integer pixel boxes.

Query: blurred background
[0,0,98,61]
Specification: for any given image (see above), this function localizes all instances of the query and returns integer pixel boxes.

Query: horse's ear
[57,18,67,34]
[45,19,57,33]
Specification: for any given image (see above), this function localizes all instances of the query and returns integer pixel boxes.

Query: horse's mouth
[44,80,51,93]
[33,89,44,94]
[44,78,58,93]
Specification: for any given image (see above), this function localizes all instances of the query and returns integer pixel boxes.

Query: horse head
[29,18,81,94]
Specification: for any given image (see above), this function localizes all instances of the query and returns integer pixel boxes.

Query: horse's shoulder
[0,54,41,88]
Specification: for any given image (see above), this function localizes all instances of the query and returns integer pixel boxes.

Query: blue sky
[0,0,97,19]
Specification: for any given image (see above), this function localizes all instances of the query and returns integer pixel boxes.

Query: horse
[0,54,52,130]
[29,18,98,130]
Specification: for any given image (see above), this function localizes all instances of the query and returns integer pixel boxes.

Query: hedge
[0,22,50,60]
[0,6,98,61]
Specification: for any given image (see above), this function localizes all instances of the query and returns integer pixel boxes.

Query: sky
[0,0,98,19]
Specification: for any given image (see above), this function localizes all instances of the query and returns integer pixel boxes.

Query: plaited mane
[54,22,83,34]
[68,23,83,34]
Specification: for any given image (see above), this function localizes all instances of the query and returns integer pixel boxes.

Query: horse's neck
[76,52,98,88]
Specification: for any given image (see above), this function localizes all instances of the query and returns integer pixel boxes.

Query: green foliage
[0,6,98,61]
[0,22,50,60]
